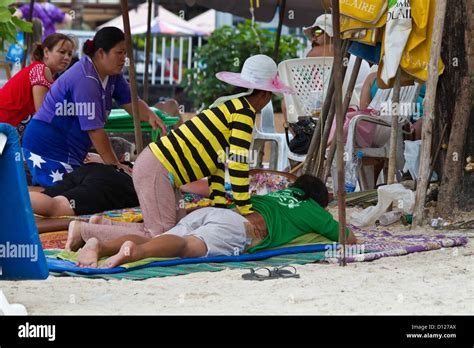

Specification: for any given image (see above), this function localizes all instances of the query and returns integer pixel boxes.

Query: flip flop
[241,267,279,281]
[242,266,300,281]
[274,265,300,279]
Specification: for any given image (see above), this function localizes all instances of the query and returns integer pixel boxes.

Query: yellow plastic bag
[400,0,444,81]
[340,11,387,33]
[339,0,388,24]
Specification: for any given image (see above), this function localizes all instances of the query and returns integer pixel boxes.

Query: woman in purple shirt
[22,27,167,188]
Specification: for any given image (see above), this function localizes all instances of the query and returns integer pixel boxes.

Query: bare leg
[66,221,85,251]
[30,192,75,217]
[76,234,151,268]
[101,234,207,269]
[66,220,150,252]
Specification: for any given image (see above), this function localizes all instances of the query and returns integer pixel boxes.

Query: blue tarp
[0,123,48,280]
[47,244,331,275]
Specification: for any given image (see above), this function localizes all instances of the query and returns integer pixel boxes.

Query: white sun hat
[303,14,334,40]
[215,54,293,94]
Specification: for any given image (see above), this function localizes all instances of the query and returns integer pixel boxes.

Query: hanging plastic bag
[379,0,412,85]
[400,0,444,81]
[339,0,387,24]
[5,32,25,65]
[403,140,421,180]
[351,183,415,227]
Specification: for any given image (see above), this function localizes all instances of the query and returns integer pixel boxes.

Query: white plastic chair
[344,84,421,189]
[251,101,290,171]
[278,57,334,123]
[277,57,333,162]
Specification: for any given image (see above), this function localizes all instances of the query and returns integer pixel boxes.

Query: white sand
[2,220,473,315]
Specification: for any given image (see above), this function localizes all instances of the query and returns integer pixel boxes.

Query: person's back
[150,96,257,215]
[248,175,355,252]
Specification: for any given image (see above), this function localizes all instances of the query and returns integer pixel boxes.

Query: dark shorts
[42,163,139,215]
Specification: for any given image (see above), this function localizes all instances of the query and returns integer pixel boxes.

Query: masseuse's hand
[245,212,268,240]
[148,115,168,138]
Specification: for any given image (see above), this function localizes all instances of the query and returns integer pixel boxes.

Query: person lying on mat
[71,175,357,268]
[29,161,138,217]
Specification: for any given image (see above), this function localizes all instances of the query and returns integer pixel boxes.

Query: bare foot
[76,238,100,268]
[101,241,140,269]
[65,221,85,251]
[89,215,104,224]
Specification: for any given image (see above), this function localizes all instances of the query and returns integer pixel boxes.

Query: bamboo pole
[21,0,35,69]
[331,0,347,266]
[303,40,350,175]
[386,68,402,185]
[413,0,448,226]
[273,0,287,60]
[121,0,144,154]
[316,57,362,179]
[143,0,153,103]
[302,71,334,173]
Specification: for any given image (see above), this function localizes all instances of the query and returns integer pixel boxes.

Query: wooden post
[21,0,35,69]
[331,0,347,266]
[413,0,448,226]
[273,0,287,60]
[386,68,402,185]
[143,0,153,103]
[316,57,362,179]
[303,40,350,175]
[302,72,334,174]
[121,0,144,154]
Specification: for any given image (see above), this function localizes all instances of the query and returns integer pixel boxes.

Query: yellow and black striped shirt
[149,97,256,215]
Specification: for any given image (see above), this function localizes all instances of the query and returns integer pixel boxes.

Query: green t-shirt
[247,188,348,253]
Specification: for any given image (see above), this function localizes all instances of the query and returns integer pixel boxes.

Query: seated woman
[0,33,75,138]
[21,27,167,188]
[70,175,357,268]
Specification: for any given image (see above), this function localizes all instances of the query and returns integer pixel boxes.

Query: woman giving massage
[69,175,357,268]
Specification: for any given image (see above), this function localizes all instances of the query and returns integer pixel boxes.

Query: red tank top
[0,61,53,126]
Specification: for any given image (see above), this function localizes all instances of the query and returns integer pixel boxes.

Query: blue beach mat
[46,244,332,276]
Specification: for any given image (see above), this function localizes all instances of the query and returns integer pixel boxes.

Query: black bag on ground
[284,118,317,155]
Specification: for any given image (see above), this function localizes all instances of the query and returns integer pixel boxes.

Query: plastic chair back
[278,57,334,123]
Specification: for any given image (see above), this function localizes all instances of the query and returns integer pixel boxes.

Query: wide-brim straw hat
[215,54,293,94]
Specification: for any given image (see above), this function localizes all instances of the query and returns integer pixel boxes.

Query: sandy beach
[1,216,472,315]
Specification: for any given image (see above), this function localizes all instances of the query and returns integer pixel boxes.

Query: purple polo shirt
[22,56,132,166]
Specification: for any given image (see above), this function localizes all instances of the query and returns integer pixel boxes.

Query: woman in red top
[0,33,74,138]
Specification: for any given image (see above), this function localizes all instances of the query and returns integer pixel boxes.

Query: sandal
[242,266,300,281]
[241,267,278,281]
[273,265,300,279]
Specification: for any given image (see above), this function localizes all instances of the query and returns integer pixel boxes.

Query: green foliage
[0,1,32,49]
[185,20,303,110]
